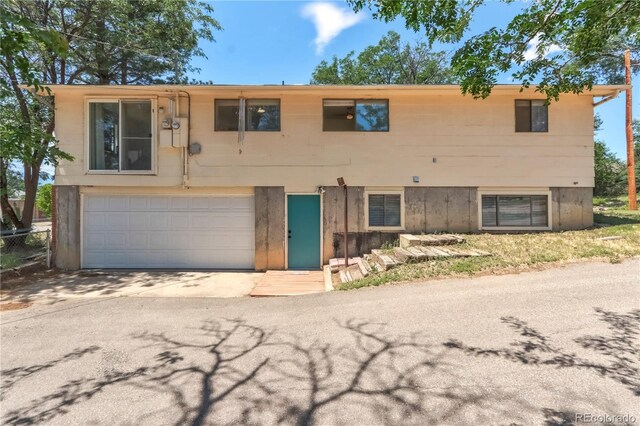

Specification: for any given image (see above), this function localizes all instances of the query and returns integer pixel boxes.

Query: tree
[0,7,68,232]
[594,141,626,196]
[36,183,52,218]
[0,1,221,232]
[311,31,457,85]
[347,0,639,99]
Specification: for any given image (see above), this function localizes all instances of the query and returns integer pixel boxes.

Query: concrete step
[339,264,364,283]
[399,234,422,249]
[392,247,418,263]
[356,258,371,277]
[405,246,429,260]
[329,257,361,273]
[401,233,466,247]
[370,249,398,271]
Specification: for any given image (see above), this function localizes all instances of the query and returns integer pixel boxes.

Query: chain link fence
[1,229,51,271]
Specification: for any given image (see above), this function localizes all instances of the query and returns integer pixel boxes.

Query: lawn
[339,204,640,290]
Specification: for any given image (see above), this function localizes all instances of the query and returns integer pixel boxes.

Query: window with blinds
[482,195,548,227]
[368,194,401,227]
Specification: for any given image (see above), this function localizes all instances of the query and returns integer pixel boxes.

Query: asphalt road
[1,260,639,425]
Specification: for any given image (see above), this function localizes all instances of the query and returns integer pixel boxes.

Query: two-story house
[48,84,624,271]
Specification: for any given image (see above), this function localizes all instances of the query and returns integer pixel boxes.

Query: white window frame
[364,189,405,231]
[85,97,157,175]
[477,189,552,231]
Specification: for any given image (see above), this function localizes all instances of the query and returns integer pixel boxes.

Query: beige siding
[53,88,595,188]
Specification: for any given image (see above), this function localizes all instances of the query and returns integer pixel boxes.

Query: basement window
[215,99,280,131]
[88,100,153,173]
[323,99,389,132]
[515,100,548,132]
[481,194,549,228]
[367,192,403,229]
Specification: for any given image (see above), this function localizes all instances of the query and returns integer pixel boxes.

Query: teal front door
[287,195,321,269]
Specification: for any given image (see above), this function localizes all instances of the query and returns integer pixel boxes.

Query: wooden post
[344,185,348,268]
[625,50,637,210]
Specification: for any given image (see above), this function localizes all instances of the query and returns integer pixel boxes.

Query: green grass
[339,208,640,290]
[0,253,21,270]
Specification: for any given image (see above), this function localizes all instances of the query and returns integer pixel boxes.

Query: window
[89,100,153,172]
[323,99,389,131]
[215,99,280,131]
[515,100,548,132]
[481,195,549,228]
[368,193,402,228]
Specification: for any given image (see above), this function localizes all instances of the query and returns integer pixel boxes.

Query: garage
[82,195,255,269]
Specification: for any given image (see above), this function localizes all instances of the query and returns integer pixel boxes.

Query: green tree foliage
[348,0,639,99]
[2,162,25,199]
[36,183,52,218]
[0,0,221,231]
[594,141,626,196]
[311,31,457,85]
[0,7,68,231]
[591,113,628,197]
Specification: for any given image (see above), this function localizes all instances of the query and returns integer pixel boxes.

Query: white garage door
[82,195,255,269]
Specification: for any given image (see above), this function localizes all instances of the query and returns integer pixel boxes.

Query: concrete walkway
[250,270,326,297]
[1,270,262,302]
[1,259,638,425]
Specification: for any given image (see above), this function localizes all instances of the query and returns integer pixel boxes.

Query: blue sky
[190,1,637,159]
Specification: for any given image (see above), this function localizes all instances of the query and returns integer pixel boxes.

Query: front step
[400,233,465,248]
[371,249,398,271]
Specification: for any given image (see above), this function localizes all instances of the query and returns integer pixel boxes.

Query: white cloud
[523,34,563,61]
[301,2,365,54]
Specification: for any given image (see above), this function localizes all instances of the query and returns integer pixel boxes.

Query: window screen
[482,195,548,227]
[216,99,280,131]
[89,102,119,170]
[89,100,152,172]
[121,101,152,171]
[515,100,548,132]
[368,194,401,227]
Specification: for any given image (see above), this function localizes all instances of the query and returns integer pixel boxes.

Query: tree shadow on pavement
[444,308,640,396]
[1,318,534,425]
[0,345,100,401]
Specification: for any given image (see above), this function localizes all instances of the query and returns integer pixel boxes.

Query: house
[47,84,625,271]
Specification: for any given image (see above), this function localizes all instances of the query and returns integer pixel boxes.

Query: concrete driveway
[1,270,262,302]
[1,259,639,425]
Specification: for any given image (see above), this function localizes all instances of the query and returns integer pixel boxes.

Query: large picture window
[89,100,153,172]
[481,194,549,228]
[323,99,389,132]
[215,99,280,131]
[368,193,402,228]
[515,100,548,132]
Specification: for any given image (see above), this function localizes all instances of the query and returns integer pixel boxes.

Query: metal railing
[0,229,51,270]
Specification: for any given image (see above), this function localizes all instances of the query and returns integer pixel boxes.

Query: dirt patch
[0,301,33,311]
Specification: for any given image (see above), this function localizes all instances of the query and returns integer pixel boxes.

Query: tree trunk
[0,159,25,230]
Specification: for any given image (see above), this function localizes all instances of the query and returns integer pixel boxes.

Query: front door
[287,194,321,269]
